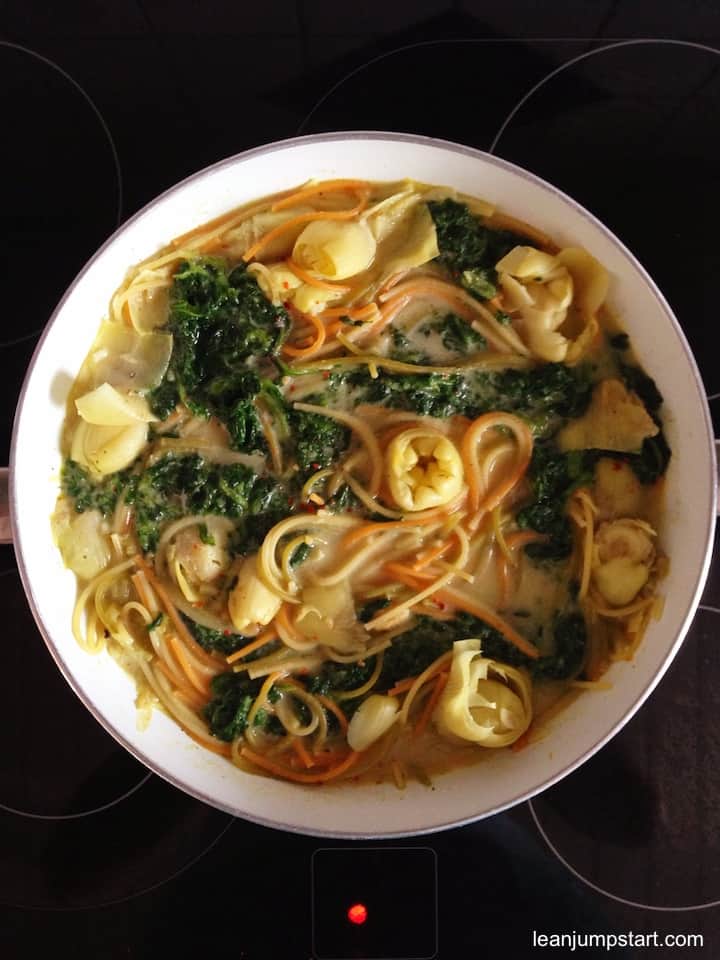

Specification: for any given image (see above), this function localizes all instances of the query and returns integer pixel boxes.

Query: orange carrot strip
[496,553,511,610]
[226,626,278,665]
[511,728,532,752]
[131,570,158,614]
[381,564,538,659]
[271,179,369,212]
[242,194,369,262]
[349,290,412,342]
[282,310,327,358]
[285,259,351,292]
[387,676,419,696]
[340,496,463,550]
[315,694,349,733]
[167,633,211,696]
[185,727,232,757]
[320,302,378,320]
[384,562,434,585]
[134,556,221,669]
[240,746,359,783]
[412,540,453,571]
[504,530,549,551]
[155,660,207,709]
[170,206,248,249]
[275,603,302,644]
[434,586,539,659]
[311,748,349,767]
[460,412,533,513]
[414,672,448,738]
[174,688,211,711]
[292,737,315,769]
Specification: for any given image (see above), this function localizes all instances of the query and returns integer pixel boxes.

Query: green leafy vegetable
[531,612,587,680]
[517,444,594,560]
[380,611,586,686]
[345,362,592,431]
[182,616,275,658]
[61,460,130,516]
[289,542,312,567]
[308,657,377,697]
[618,364,671,483]
[148,257,290,452]
[431,313,487,354]
[428,199,490,272]
[289,409,350,471]
[461,267,497,301]
[390,328,432,364]
[427,199,530,303]
[125,453,289,552]
[197,523,215,546]
[358,597,390,622]
[205,673,282,741]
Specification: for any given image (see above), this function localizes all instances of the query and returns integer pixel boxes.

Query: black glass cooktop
[2,4,719,957]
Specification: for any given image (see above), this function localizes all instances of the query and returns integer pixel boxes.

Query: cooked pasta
[52,177,670,787]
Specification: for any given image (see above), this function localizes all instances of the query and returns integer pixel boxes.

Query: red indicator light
[347,903,368,925]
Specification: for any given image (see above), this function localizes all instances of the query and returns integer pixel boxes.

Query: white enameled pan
[3,133,716,837]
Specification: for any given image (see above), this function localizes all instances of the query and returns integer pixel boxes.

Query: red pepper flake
[612,460,622,471]
[301,502,318,513]
[311,462,320,470]
[223,629,232,637]
[289,384,296,392]
[322,371,331,379]
[283,281,289,289]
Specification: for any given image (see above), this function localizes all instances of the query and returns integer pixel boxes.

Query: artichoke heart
[386,428,464,512]
[293,219,376,280]
[592,518,656,607]
[433,638,532,748]
[228,554,283,632]
[558,378,659,453]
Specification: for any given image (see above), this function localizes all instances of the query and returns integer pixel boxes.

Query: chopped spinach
[390,328,431,364]
[609,332,630,350]
[617,364,671,483]
[308,656,377,697]
[358,597,390,622]
[149,257,290,452]
[428,198,530,284]
[289,409,350,471]
[461,267,497,301]
[619,363,663,416]
[380,611,585,686]
[204,673,282,741]
[431,313,487,354]
[531,612,587,680]
[517,444,594,560]
[183,616,276,658]
[345,361,592,430]
[289,541,312,567]
[61,459,130,516]
[125,453,289,552]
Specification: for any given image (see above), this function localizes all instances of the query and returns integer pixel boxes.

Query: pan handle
[0,467,11,545]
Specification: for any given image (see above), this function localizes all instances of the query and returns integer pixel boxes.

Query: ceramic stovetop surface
[1,3,719,957]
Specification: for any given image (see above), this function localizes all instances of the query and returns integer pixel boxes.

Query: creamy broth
[53,178,669,787]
